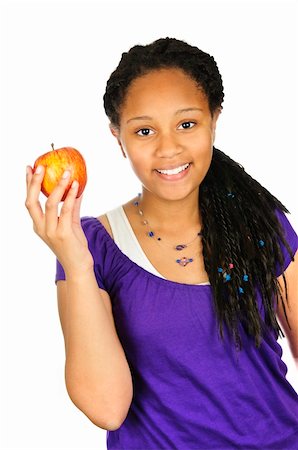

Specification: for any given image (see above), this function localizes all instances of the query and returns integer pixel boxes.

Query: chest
[133,227,210,285]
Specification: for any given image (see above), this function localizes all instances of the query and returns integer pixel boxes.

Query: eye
[178,121,196,130]
[136,128,154,137]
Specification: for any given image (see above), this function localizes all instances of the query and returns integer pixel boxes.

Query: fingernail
[71,180,78,189]
[26,166,30,175]
[62,170,70,179]
[35,165,42,174]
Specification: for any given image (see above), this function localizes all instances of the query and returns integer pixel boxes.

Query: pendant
[175,244,187,251]
[176,257,194,267]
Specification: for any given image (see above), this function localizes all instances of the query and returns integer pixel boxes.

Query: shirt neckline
[118,205,161,273]
[91,215,212,290]
[118,205,210,286]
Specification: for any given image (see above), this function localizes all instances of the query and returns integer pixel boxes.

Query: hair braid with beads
[103,37,295,351]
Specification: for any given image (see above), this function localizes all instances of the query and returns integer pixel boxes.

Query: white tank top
[105,205,211,286]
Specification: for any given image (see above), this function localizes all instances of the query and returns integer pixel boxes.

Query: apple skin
[33,146,87,201]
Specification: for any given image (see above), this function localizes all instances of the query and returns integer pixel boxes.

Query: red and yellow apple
[33,144,87,201]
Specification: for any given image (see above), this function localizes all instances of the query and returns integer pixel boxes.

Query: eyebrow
[126,107,203,124]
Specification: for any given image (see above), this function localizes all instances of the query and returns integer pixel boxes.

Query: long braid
[224,191,263,345]
[213,186,243,351]
[200,147,294,349]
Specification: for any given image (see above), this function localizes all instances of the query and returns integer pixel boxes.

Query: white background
[1,0,297,449]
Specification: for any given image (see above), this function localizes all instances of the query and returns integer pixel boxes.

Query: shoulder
[96,214,114,240]
[79,214,117,287]
[274,208,297,253]
[274,208,297,240]
[95,197,136,241]
[273,207,298,276]
[78,215,112,247]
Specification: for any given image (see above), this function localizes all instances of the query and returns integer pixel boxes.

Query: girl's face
[110,68,221,202]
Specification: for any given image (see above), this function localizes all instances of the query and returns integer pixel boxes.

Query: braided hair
[103,37,295,351]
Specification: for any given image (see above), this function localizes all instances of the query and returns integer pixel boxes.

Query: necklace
[133,193,203,267]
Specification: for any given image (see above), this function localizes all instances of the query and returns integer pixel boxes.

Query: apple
[33,144,87,201]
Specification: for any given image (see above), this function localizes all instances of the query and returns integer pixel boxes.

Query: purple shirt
[56,208,298,449]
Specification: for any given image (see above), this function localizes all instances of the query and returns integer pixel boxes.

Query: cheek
[127,154,152,179]
[192,137,213,175]
[191,134,213,161]
[194,130,213,148]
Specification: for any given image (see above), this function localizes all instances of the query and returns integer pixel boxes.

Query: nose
[155,132,183,159]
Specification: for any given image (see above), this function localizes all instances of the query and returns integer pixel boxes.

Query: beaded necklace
[133,193,202,267]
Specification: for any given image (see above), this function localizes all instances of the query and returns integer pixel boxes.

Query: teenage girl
[25,37,298,449]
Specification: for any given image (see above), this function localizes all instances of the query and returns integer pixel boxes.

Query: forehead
[121,68,208,113]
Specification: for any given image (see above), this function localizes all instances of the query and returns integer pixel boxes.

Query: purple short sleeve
[274,208,298,277]
[54,217,108,291]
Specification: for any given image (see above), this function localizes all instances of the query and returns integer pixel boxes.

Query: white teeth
[156,163,190,175]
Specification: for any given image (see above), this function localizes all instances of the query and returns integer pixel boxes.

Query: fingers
[58,179,81,231]
[44,170,74,236]
[25,163,83,240]
[25,165,45,226]
[72,191,84,224]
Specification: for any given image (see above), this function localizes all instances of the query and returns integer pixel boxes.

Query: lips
[154,162,191,181]
[155,163,190,175]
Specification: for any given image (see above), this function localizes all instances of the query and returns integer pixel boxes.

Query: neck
[135,189,202,235]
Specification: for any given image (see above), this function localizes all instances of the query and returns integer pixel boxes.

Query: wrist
[64,265,95,282]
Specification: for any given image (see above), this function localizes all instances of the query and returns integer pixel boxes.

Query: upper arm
[57,280,115,352]
[56,211,118,366]
[276,248,298,359]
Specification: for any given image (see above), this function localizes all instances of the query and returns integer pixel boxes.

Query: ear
[109,124,127,159]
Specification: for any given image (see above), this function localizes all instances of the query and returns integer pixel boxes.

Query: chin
[150,185,199,202]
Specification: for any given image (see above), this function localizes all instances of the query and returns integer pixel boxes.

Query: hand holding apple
[33,144,87,201]
[26,144,93,277]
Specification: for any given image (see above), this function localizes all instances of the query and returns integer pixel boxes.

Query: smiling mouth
[155,163,190,176]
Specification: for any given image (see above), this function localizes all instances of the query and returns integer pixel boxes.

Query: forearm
[63,269,133,428]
